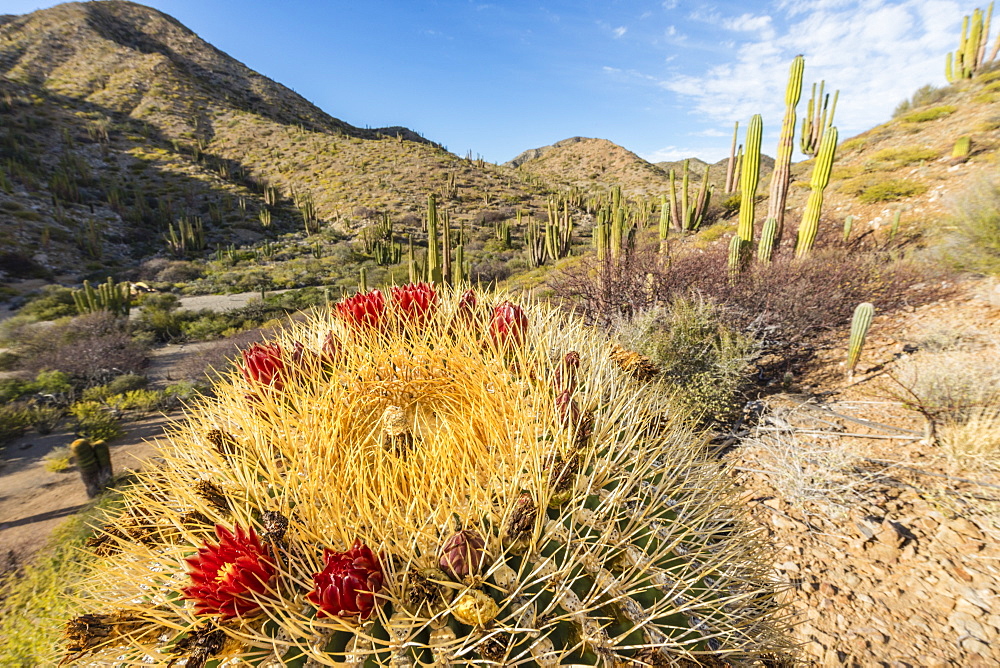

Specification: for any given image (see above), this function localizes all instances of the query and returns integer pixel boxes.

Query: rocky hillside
[0,1,549,279]
[505,136,674,196]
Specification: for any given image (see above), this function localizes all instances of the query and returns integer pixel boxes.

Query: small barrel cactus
[66,285,791,666]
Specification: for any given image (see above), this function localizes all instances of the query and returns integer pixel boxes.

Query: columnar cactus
[66,288,791,666]
[800,81,838,157]
[737,115,762,243]
[757,216,778,264]
[724,121,740,193]
[795,126,839,258]
[847,302,875,376]
[668,160,712,232]
[766,55,804,242]
[946,5,997,81]
[72,277,132,317]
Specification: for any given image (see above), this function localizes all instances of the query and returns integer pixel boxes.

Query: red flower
[321,331,342,366]
[489,301,528,348]
[307,539,384,619]
[241,343,285,390]
[182,524,276,619]
[458,289,477,314]
[335,290,385,330]
[391,282,438,324]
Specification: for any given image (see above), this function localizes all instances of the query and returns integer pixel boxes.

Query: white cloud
[643,145,731,163]
[613,26,628,38]
[662,0,678,9]
[660,0,964,146]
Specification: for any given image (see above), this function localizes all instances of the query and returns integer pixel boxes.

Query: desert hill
[0,1,549,280]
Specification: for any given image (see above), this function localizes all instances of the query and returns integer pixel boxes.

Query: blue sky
[4,1,974,164]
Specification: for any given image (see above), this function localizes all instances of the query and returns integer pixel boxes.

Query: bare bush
[550,243,664,326]
[19,312,148,387]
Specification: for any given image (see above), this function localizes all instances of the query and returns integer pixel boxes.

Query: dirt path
[0,416,165,571]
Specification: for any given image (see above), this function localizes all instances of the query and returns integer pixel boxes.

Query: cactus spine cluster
[800,81,838,157]
[737,115,762,243]
[946,4,998,81]
[795,126,838,258]
[72,277,132,317]
[765,56,804,244]
[847,302,875,376]
[67,290,790,666]
[70,437,112,498]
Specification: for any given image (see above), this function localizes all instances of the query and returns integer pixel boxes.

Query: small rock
[819,582,839,597]
[960,636,991,657]
[949,611,987,639]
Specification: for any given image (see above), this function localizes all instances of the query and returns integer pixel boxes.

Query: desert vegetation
[1,1,999,666]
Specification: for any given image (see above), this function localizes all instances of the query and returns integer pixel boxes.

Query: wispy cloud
[613,26,628,38]
[660,1,962,141]
[642,145,730,163]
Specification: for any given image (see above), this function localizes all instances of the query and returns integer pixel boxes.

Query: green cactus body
[724,121,739,192]
[757,217,778,264]
[766,56,804,242]
[795,126,839,258]
[658,194,669,240]
[952,136,972,159]
[843,215,854,242]
[728,234,745,279]
[71,438,102,498]
[73,277,131,317]
[426,194,441,283]
[847,302,875,374]
[68,292,791,666]
[737,115,762,242]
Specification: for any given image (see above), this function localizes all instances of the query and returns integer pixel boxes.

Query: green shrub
[43,445,72,472]
[842,175,928,203]
[0,403,31,445]
[0,350,18,370]
[618,297,757,425]
[900,105,957,123]
[69,401,122,442]
[28,405,63,434]
[19,285,78,321]
[0,490,124,664]
[943,178,1000,274]
[106,373,147,395]
[0,378,32,403]
[892,84,950,118]
[107,389,166,413]
[870,146,938,167]
[33,369,73,395]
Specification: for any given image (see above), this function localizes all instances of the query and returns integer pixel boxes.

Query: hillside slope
[0,1,549,278]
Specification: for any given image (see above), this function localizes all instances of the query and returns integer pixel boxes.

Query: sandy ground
[0,416,165,571]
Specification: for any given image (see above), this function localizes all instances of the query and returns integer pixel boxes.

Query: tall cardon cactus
[765,55,804,244]
[737,115,762,243]
[65,286,792,666]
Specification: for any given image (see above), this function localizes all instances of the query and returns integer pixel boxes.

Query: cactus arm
[795,126,838,258]
[724,121,739,192]
[847,302,875,374]
[737,115,763,242]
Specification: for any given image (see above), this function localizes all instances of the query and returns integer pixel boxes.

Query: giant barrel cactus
[65,283,791,666]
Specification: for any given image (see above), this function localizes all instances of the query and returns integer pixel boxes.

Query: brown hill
[505,137,672,196]
[0,1,548,279]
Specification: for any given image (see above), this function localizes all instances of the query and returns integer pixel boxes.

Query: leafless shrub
[550,243,663,326]
[19,313,148,387]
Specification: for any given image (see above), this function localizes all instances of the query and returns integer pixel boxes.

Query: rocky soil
[729,278,1000,666]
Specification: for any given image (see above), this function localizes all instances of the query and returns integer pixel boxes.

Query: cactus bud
[240,343,285,391]
[489,301,527,348]
[439,529,487,581]
[335,289,385,330]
